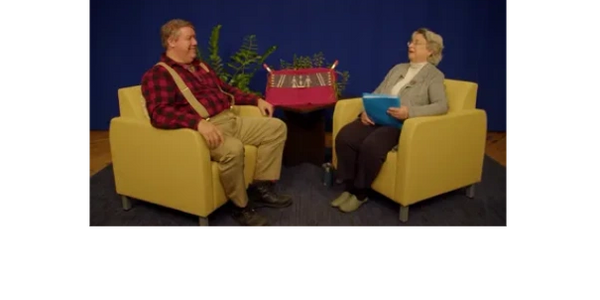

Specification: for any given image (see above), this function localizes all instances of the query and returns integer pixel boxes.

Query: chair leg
[121,195,132,211]
[399,205,409,223]
[466,184,475,199]
[199,217,209,226]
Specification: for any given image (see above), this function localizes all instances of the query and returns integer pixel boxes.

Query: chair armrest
[332,98,363,167]
[332,98,363,135]
[395,109,488,203]
[109,117,213,205]
[233,105,264,118]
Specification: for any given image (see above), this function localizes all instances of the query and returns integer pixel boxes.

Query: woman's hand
[360,111,375,126]
[387,106,409,120]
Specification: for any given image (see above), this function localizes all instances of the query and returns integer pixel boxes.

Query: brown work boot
[248,181,292,208]
[232,207,269,226]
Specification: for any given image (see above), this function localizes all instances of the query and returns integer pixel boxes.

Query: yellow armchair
[109,85,263,225]
[332,79,487,222]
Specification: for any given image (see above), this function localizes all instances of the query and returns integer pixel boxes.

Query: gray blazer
[373,62,448,118]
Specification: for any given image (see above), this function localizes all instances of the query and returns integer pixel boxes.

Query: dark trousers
[335,119,401,193]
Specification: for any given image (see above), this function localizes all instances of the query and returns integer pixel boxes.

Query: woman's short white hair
[414,28,444,66]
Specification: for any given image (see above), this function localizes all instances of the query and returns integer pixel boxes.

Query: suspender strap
[155,62,211,119]
[196,62,236,108]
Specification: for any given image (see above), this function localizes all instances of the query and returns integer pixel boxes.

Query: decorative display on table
[262,61,340,107]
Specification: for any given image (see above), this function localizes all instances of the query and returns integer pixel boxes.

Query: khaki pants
[209,111,287,207]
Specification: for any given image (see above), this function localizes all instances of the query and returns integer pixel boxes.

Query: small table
[277,103,335,167]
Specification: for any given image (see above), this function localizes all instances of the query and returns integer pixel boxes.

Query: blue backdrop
[90,0,506,131]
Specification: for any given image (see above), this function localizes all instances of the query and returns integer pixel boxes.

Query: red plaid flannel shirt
[141,53,260,130]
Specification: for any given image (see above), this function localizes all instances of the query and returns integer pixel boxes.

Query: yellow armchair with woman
[331,28,487,222]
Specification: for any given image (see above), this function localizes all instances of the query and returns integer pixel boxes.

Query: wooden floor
[90,131,506,176]
[90,131,112,177]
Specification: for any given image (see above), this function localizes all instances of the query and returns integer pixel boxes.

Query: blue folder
[362,93,403,128]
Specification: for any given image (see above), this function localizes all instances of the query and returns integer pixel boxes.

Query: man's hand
[257,98,274,117]
[197,120,224,149]
[360,111,375,126]
[387,106,409,120]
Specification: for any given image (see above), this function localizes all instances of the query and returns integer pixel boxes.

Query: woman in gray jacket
[332,28,449,213]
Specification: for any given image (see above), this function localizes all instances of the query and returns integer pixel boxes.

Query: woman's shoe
[331,191,353,207]
[339,195,368,213]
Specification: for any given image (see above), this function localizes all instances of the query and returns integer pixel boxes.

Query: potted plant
[197,24,277,98]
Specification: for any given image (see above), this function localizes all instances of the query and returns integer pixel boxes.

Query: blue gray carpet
[90,156,506,226]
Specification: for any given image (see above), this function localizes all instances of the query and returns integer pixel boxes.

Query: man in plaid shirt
[141,19,292,226]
